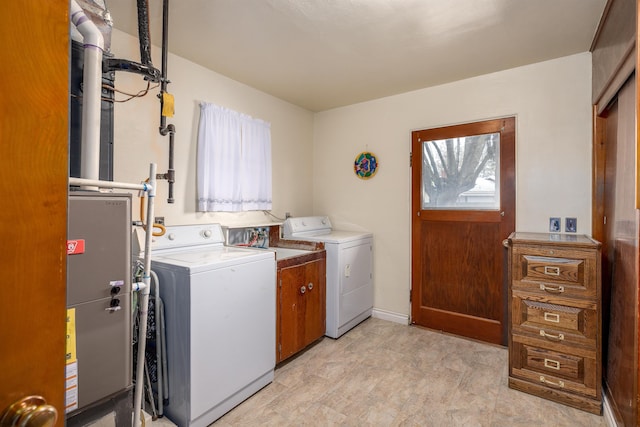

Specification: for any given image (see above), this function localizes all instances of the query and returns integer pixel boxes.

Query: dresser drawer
[511,338,598,398]
[511,295,597,347]
[512,247,598,299]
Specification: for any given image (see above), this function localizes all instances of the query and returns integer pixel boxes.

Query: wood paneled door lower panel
[411,117,515,345]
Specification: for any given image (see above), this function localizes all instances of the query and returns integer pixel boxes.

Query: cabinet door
[277,258,326,363]
[303,258,326,347]
[279,263,306,362]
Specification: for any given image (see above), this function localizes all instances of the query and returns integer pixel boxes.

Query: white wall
[110,29,315,227]
[109,32,592,319]
[313,52,593,318]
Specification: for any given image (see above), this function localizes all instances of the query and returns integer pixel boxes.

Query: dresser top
[508,232,601,248]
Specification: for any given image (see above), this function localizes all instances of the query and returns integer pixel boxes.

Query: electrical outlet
[285,212,291,219]
[565,217,577,233]
[155,216,165,225]
[549,217,560,233]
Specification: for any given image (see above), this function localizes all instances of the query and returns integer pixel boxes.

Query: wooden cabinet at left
[277,253,326,363]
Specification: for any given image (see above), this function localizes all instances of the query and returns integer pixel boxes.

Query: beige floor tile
[179,317,608,427]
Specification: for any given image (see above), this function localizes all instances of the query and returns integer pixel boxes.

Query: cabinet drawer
[512,247,597,299]
[511,295,597,347]
[511,338,598,398]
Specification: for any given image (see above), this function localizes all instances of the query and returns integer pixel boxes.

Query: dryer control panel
[282,216,332,237]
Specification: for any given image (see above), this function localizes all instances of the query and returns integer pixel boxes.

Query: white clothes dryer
[142,224,276,427]
[282,216,373,338]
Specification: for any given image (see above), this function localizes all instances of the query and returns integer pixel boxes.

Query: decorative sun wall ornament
[354,151,378,179]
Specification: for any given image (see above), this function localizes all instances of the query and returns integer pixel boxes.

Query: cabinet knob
[300,285,306,295]
[307,282,313,291]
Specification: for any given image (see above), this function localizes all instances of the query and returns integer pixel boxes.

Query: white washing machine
[143,224,276,427]
[282,216,373,338]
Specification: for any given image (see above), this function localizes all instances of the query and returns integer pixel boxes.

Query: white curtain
[197,103,272,212]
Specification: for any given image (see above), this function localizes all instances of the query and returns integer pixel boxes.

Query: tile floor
[160,317,606,427]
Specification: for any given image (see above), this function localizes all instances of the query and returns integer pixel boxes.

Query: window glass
[421,132,500,210]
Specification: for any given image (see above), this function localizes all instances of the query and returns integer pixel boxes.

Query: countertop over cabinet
[506,232,602,414]
[269,226,326,364]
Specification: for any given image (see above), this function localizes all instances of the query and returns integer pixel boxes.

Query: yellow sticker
[162,92,175,117]
[66,308,77,364]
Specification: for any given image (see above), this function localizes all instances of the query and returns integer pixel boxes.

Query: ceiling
[104,0,607,112]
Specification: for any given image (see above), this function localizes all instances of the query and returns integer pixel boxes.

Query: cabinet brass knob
[300,285,306,295]
[307,282,313,291]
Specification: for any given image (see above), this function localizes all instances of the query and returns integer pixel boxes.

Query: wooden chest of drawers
[506,232,602,414]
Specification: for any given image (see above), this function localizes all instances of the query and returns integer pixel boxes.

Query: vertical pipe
[70,0,104,183]
[159,0,169,132]
[136,0,153,67]
[167,126,175,203]
[133,163,157,427]
[159,0,176,204]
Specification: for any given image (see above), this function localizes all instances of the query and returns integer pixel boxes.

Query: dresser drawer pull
[539,284,564,293]
[540,376,565,388]
[544,358,561,370]
[544,266,560,276]
[539,329,564,341]
[543,312,560,323]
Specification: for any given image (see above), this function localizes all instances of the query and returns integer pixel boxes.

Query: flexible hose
[140,180,166,236]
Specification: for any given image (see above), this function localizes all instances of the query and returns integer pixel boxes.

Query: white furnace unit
[283,216,373,338]
[144,223,276,426]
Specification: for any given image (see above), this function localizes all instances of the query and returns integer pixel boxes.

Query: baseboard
[371,308,409,325]
[602,390,617,427]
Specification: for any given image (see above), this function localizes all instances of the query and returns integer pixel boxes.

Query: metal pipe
[157,0,176,204]
[70,0,104,184]
[133,163,157,427]
[166,125,175,203]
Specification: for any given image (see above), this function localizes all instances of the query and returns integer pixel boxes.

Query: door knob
[0,396,58,427]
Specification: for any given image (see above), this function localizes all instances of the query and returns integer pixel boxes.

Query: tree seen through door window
[421,132,500,209]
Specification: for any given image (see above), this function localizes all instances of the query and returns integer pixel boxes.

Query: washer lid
[152,245,274,271]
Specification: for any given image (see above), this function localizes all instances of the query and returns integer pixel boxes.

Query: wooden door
[592,76,638,427]
[411,117,515,345]
[0,1,68,425]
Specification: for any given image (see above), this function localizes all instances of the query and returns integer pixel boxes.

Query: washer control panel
[135,223,225,254]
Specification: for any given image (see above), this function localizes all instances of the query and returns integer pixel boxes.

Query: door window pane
[421,132,500,210]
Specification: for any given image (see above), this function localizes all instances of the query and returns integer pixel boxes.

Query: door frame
[410,117,516,345]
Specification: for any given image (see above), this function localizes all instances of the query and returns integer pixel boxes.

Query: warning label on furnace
[65,309,78,413]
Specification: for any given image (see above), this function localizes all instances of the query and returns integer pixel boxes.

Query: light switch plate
[549,217,561,232]
[565,217,577,233]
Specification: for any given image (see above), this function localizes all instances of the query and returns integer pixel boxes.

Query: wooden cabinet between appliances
[277,252,326,364]
[506,232,602,414]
